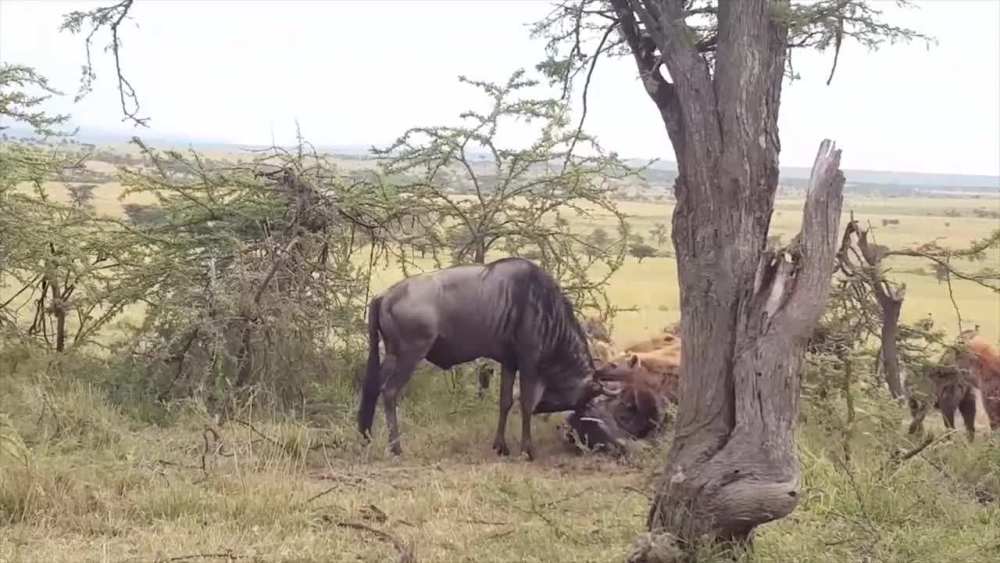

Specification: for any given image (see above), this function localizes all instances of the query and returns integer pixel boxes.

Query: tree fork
[631,141,845,559]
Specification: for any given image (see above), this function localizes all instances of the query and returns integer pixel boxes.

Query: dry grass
[1,357,998,563]
[0,363,655,563]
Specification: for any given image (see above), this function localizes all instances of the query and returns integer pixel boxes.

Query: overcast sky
[1,0,998,175]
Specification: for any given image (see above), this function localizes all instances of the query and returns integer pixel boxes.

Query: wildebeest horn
[599,381,623,396]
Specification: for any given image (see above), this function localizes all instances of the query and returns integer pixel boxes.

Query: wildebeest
[357,257,615,460]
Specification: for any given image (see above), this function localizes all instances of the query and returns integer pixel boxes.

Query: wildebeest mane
[488,258,594,373]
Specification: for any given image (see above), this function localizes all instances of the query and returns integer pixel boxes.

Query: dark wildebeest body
[357,257,607,459]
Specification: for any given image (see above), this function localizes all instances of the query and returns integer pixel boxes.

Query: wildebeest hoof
[389,443,402,456]
[493,440,510,456]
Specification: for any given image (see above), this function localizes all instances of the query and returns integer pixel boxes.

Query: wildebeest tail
[358,295,383,438]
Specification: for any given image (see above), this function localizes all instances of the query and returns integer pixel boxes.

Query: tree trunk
[878,295,904,399]
[473,241,487,265]
[51,281,66,353]
[642,142,845,548]
[609,1,846,551]
[472,240,494,397]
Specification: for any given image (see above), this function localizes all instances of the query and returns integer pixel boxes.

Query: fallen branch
[150,549,243,562]
[884,433,935,469]
[335,521,416,563]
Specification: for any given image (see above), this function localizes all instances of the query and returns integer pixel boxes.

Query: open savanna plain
[2,154,999,562]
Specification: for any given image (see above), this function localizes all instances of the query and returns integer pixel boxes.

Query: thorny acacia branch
[60,0,148,126]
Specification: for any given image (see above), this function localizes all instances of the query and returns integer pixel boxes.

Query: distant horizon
[5,123,999,188]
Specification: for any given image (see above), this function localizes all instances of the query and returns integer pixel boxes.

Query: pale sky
[1,0,998,175]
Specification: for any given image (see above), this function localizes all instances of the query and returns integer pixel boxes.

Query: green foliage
[108,137,391,408]
[1,65,137,350]
[373,69,635,318]
[531,1,932,96]
[0,63,72,137]
[629,242,657,263]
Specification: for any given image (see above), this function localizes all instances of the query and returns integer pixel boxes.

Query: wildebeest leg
[517,372,545,461]
[937,385,961,430]
[958,391,977,441]
[492,365,516,456]
[382,351,425,456]
[939,392,958,431]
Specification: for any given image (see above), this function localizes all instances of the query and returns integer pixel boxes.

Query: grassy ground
[1,352,998,562]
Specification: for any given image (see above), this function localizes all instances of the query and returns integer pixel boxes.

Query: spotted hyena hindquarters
[909,365,980,441]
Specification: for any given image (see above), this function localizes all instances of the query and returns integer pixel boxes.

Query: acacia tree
[534,0,927,553]
[0,64,140,350]
[374,69,633,316]
[113,138,395,409]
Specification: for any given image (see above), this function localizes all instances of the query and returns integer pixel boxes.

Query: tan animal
[956,330,1000,430]
[908,330,1000,439]
[907,364,980,440]
[564,329,683,452]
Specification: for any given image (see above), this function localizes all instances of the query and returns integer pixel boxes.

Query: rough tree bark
[609,0,846,553]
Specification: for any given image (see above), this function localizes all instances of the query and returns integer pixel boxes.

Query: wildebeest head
[567,353,675,449]
[535,371,621,414]
[564,394,631,455]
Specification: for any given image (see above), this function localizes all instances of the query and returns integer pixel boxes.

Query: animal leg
[382,351,424,456]
[907,397,928,436]
[958,391,977,441]
[492,365,516,456]
[938,387,959,431]
[517,373,545,461]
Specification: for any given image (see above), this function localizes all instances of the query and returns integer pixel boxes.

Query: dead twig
[232,418,282,449]
[156,459,202,471]
[148,549,242,562]
[461,518,511,526]
[199,427,233,474]
[336,521,416,563]
[884,433,938,471]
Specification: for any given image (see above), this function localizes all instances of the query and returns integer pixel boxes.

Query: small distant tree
[630,242,657,263]
[122,203,167,227]
[584,226,612,259]
[67,183,97,209]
